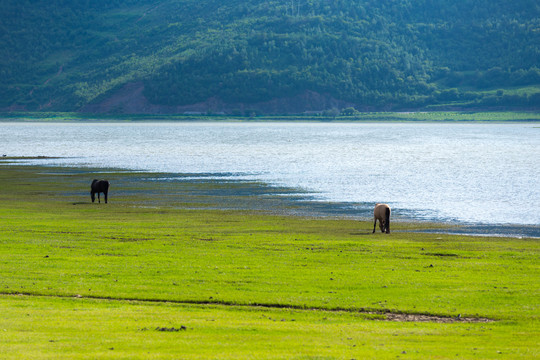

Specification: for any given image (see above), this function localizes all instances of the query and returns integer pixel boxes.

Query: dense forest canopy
[1,0,539,114]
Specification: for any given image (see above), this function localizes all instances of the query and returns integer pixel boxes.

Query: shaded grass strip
[2,291,493,323]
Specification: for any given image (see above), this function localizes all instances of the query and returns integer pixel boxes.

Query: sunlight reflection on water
[1,121,539,225]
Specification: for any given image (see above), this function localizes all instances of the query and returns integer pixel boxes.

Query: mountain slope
[1,0,539,114]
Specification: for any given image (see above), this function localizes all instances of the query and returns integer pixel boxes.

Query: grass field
[0,162,538,359]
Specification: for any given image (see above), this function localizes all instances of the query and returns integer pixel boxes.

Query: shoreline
[1,110,540,123]
[2,158,538,239]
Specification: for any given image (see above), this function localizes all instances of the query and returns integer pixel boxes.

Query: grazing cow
[373,203,391,234]
[91,179,109,204]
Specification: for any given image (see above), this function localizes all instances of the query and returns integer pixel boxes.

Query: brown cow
[373,203,391,234]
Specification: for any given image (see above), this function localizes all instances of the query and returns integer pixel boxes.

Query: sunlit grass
[0,163,538,359]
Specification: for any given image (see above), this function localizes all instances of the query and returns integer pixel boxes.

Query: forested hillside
[1,0,539,114]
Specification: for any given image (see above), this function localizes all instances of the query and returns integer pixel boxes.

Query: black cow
[91,179,110,203]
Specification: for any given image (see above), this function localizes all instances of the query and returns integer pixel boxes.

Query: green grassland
[0,162,538,359]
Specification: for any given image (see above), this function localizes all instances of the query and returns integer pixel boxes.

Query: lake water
[1,122,539,229]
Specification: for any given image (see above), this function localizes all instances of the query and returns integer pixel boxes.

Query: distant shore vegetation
[1,111,539,123]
